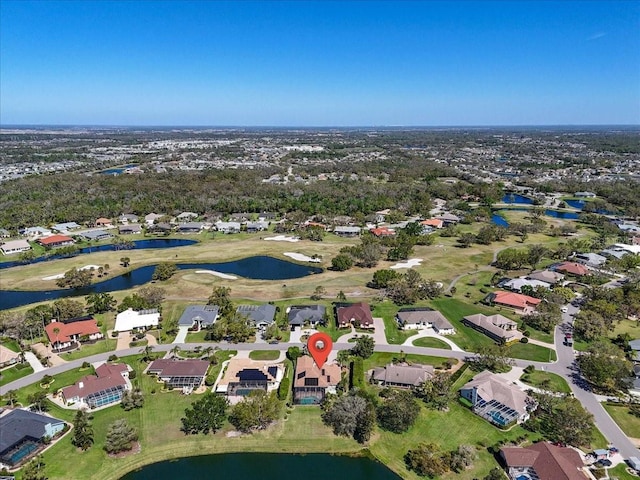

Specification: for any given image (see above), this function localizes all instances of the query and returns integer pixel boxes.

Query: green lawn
[1,338,21,352]
[609,463,640,480]
[249,350,281,361]
[0,363,33,387]
[507,342,557,362]
[603,403,640,438]
[371,302,417,345]
[523,326,555,345]
[363,352,455,371]
[429,298,497,352]
[185,330,208,342]
[411,337,452,349]
[61,338,117,361]
[519,370,571,393]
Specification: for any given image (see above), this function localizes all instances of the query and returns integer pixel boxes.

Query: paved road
[3,321,638,459]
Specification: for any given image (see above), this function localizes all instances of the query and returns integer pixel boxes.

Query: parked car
[561,306,569,313]
[595,459,612,467]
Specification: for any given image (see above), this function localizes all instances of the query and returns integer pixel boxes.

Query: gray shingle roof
[178,305,219,327]
[288,305,326,326]
[0,409,65,454]
[237,304,276,325]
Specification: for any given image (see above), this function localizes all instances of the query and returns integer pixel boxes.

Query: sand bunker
[42,264,101,280]
[283,252,321,263]
[389,258,423,269]
[195,270,238,280]
[264,235,300,242]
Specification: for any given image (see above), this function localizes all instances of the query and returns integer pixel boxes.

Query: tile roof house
[62,362,130,408]
[236,304,277,330]
[293,355,341,404]
[369,226,396,237]
[421,218,444,229]
[395,307,455,334]
[287,305,326,327]
[146,359,210,389]
[335,302,374,329]
[371,363,435,388]
[460,370,536,427]
[526,270,564,285]
[114,308,160,332]
[555,261,590,277]
[37,235,75,248]
[215,358,284,397]
[463,313,522,343]
[0,345,20,368]
[177,305,219,329]
[486,291,541,315]
[435,212,461,225]
[45,317,103,351]
[0,239,31,255]
[500,442,589,480]
[0,409,66,467]
[95,217,113,227]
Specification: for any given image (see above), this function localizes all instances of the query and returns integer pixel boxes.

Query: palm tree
[4,390,17,407]
[170,345,180,358]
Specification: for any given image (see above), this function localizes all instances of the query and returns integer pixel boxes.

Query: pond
[100,164,138,175]
[0,256,323,310]
[119,453,400,480]
[491,207,580,222]
[501,193,534,205]
[491,214,510,227]
[0,239,198,270]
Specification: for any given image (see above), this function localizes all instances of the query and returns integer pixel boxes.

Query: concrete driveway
[402,328,463,352]
[173,326,189,344]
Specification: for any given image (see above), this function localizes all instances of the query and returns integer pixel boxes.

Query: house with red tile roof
[500,442,589,480]
[62,362,130,408]
[485,291,541,315]
[555,261,590,277]
[45,317,103,351]
[369,226,396,237]
[37,234,74,248]
[420,218,444,229]
[335,302,374,328]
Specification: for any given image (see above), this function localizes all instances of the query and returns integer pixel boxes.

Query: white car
[561,306,569,313]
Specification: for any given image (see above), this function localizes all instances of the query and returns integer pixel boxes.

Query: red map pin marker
[307,332,332,369]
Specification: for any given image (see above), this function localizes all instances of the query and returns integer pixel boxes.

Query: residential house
[460,370,536,426]
[500,442,589,480]
[45,317,104,352]
[216,221,241,234]
[293,355,341,404]
[118,224,142,235]
[601,246,631,260]
[21,226,52,239]
[146,359,209,389]
[503,278,550,293]
[176,212,198,221]
[287,305,326,328]
[0,345,20,368]
[61,362,130,408]
[575,191,596,198]
[613,243,640,255]
[435,213,461,225]
[574,252,607,268]
[555,261,590,277]
[215,358,284,397]
[463,313,522,343]
[229,213,251,223]
[118,213,139,224]
[370,363,435,388]
[395,307,455,334]
[421,218,444,229]
[246,221,269,233]
[335,302,374,329]
[37,235,75,248]
[81,230,113,242]
[526,270,564,286]
[370,226,396,237]
[485,291,541,315]
[258,212,277,221]
[114,308,160,332]
[0,409,66,467]
[95,217,113,227]
[333,226,361,237]
[236,304,276,330]
[0,239,31,255]
[148,222,173,233]
[177,305,219,329]
[144,213,164,225]
[177,222,204,233]
[51,222,81,232]
[0,228,10,238]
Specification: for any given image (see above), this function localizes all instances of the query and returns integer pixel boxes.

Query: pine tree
[72,410,94,451]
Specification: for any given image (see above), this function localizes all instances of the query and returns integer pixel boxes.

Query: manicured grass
[372,301,417,345]
[61,338,117,361]
[429,298,499,352]
[603,403,640,438]
[411,337,452,349]
[185,330,208,342]
[523,326,555,345]
[611,319,640,339]
[609,463,640,480]
[519,370,571,393]
[0,362,33,386]
[249,350,281,361]
[507,342,557,362]
[1,338,21,352]
[363,352,456,371]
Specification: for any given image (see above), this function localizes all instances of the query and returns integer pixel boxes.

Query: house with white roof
[1,239,31,255]
[21,226,52,239]
[114,308,160,332]
[52,222,81,232]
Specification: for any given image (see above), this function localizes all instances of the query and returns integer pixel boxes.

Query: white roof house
[22,226,52,238]
[503,278,549,293]
[114,308,160,332]
[1,239,31,255]
[615,243,640,255]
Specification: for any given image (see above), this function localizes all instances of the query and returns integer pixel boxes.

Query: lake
[0,238,198,270]
[491,214,509,227]
[0,256,323,310]
[501,193,534,205]
[100,164,138,175]
[119,453,400,480]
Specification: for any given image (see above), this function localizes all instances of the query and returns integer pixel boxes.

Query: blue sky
[1,0,638,126]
